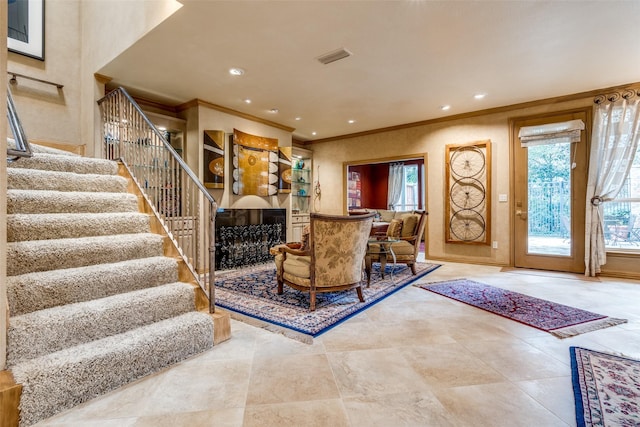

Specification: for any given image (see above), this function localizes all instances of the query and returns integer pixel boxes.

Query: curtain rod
[7,71,64,89]
[594,89,638,104]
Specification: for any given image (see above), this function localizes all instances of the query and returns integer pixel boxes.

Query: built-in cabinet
[290,147,312,242]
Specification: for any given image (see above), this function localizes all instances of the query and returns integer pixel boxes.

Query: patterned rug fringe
[551,317,628,339]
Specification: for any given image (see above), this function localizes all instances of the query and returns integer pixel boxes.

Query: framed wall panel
[445,140,491,245]
[231,128,278,196]
[203,130,225,189]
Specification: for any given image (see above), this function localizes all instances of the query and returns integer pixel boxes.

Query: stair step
[7,212,151,242]
[7,189,139,214]
[11,312,214,426]
[7,233,164,276]
[7,168,129,193]
[8,282,197,365]
[8,152,118,175]
[7,256,180,316]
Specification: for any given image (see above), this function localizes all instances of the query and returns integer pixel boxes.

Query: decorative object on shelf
[445,140,491,244]
[278,147,292,193]
[298,188,306,196]
[294,158,305,170]
[231,128,278,196]
[8,0,44,60]
[203,130,225,189]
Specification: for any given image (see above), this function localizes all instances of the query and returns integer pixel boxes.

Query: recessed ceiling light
[269,108,279,113]
[244,99,251,104]
[229,67,245,76]
[312,132,317,136]
[474,93,486,100]
[440,105,451,111]
[295,117,301,121]
[157,126,167,131]
[348,119,356,124]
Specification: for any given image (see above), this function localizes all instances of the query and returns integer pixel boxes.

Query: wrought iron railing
[97,88,218,312]
[6,85,32,161]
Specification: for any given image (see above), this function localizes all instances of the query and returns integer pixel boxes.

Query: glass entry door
[512,110,590,273]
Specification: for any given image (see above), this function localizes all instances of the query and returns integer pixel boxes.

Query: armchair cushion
[400,213,419,237]
[282,254,311,278]
[386,218,403,238]
[368,240,415,257]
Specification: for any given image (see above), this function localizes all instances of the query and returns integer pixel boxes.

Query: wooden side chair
[275,212,375,311]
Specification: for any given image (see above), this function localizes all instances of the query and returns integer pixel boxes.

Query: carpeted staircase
[5,146,215,426]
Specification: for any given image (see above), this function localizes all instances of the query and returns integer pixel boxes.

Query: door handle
[516,210,528,220]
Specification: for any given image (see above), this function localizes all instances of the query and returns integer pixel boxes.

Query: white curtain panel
[585,95,640,276]
[387,163,404,210]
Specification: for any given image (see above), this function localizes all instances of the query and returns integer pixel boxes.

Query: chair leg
[356,285,364,303]
[365,256,372,286]
[410,262,416,275]
[277,279,283,295]
[310,291,316,311]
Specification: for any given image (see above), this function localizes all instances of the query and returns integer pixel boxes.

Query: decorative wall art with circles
[445,140,492,244]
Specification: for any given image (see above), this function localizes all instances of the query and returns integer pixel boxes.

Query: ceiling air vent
[316,48,352,65]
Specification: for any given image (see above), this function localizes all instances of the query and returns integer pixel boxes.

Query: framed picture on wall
[8,0,45,61]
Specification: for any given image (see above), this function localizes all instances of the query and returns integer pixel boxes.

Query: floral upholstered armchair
[365,210,427,283]
[275,212,375,311]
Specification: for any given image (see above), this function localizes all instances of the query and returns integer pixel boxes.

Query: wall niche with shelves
[290,147,312,241]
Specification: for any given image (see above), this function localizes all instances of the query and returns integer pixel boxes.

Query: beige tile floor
[35,260,640,427]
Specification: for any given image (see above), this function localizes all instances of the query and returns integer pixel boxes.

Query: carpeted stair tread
[7,212,151,242]
[7,256,180,316]
[7,140,79,157]
[7,233,164,276]
[7,168,129,193]
[8,282,197,365]
[11,312,214,426]
[7,152,118,175]
[7,189,139,214]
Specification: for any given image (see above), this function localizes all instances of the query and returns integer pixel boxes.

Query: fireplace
[214,208,286,270]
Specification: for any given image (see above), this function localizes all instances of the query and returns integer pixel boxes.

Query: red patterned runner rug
[417,279,627,338]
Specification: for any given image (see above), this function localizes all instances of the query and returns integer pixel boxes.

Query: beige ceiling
[99,0,640,142]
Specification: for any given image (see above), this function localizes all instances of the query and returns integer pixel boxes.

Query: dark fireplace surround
[214,208,286,270]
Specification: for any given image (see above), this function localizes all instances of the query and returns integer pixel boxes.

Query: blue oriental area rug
[214,262,440,342]
[418,279,627,338]
[571,347,640,427]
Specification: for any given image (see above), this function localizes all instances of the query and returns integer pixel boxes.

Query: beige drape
[585,92,640,276]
